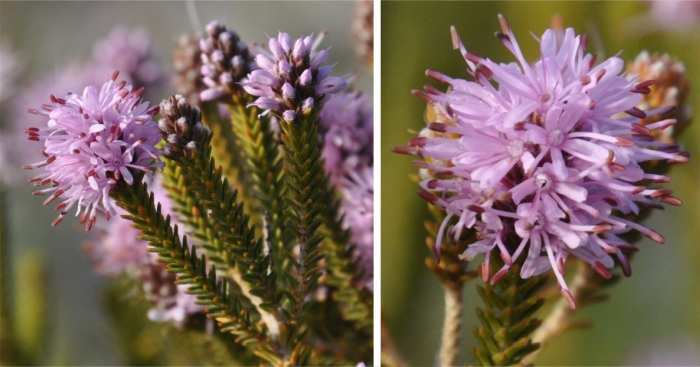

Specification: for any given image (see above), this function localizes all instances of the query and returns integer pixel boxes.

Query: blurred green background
[0,1,369,365]
[382,1,700,365]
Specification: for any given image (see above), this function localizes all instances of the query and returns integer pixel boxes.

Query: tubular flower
[396,15,687,308]
[24,71,162,231]
[199,21,256,102]
[242,31,347,121]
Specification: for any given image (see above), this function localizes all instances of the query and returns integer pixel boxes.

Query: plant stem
[440,286,462,366]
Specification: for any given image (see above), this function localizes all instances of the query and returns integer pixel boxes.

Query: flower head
[199,21,256,102]
[24,71,162,230]
[320,90,373,180]
[93,27,164,91]
[242,31,347,121]
[158,94,210,160]
[397,15,687,308]
[173,33,206,105]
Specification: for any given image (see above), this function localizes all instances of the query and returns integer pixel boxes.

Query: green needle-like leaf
[110,178,279,365]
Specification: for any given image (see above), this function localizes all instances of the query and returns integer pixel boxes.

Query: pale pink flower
[24,71,162,231]
[320,90,373,181]
[399,15,686,307]
[242,31,347,121]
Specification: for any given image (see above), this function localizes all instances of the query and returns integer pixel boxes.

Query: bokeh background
[382,1,700,366]
[0,1,370,365]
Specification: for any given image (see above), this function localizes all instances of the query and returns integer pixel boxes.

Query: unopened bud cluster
[158,94,210,159]
[199,21,256,102]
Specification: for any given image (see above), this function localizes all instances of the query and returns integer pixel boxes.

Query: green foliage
[318,184,373,333]
[110,178,280,365]
[471,262,546,366]
[278,112,328,335]
[200,101,247,196]
[227,98,287,270]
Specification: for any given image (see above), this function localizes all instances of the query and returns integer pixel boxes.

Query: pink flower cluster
[24,72,162,230]
[242,31,347,121]
[318,90,374,290]
[400,16,686,307]
[320,90,373,181]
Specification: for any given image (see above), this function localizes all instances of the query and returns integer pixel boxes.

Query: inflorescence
[395,15,688,308]
[24,71,162,231]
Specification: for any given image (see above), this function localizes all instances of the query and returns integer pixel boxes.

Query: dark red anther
[609,163,625,172]
[645,230,665,244]
[661,196,682,206]
[132,87,144,98]
[625,107,647,119]
[614,137,634,147]
[603,198,618,207]
[630,186,645,195]
[588,54,598,70]
[428,122,448,132]
[408,136,428,147]
[467,204,485,214]
[51,216,63,227]
[594,68,606,81]
[417,189,439,204]
[635,80,655,89]
[580,75,591,85]
[495,32,510,44]
[411,160,428,169]
[392,146,419,155]
[412,90,433,103]
[618,255,632,277]
[424,85,441,95]
[427,179,439,189]
[426,69,446,83]
[147,106,159,115]
[475,64,494,79]
[617,244,640,253]
[111,70,119,81]
[632,87,651,95]
[465,52,483,65]
[650,189,673,198]
[592,261,612,279]
[631,123,650,135]
[27,109,39,115]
